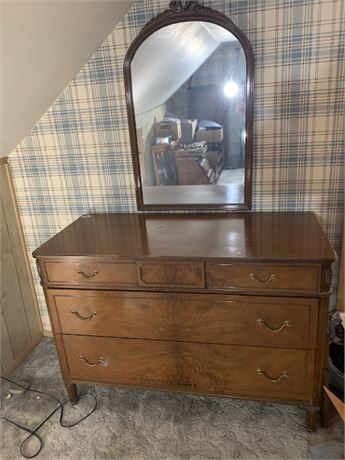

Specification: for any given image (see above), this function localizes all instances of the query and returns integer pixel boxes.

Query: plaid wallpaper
[9,0,344,332]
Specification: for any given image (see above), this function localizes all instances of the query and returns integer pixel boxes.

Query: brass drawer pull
[71,310,96,321]
[78,355,104,367]
[256,318,291,333]
[77,270,99,280]
[256,369,288,383]
[250,273,277,285]
[138,267,148,285]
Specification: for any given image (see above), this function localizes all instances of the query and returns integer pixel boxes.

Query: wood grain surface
[206,262,320,292]
[51,290,317,349]
[34,211,335,431]
[33,212,335,262]
[63,335,314,401]
[44,260,137,285]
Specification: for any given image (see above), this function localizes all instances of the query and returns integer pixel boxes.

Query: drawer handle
[78,355,104,367]
[250,273,277,285]
[138,267,148,285]
[77,270,99,280]
[256,318,291,333]
[256,369,288,383]
[71,310,96,321]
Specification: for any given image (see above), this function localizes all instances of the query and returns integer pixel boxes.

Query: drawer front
[206,263,319,292]
[137,262,204,288]
[44,261,138,286]
[63,335,314,401]
[50,290,317,349]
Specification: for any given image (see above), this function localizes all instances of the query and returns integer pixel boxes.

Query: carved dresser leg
[306,407,319,432]
[65,382,78,404]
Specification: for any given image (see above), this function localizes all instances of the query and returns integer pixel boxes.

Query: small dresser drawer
[63,335,314,401]
[137,261,204,288]
[50,290,317,349]
[206,263,319,292]
[43,261,138,286]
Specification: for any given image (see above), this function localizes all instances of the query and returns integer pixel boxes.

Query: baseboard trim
[0,335,43,378]
[43,330,53,337]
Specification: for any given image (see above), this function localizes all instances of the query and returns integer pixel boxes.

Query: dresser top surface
[33,212,335,262]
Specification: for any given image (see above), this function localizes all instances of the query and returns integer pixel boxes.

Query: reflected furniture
[34,212,335,431]
[124,1,253,209]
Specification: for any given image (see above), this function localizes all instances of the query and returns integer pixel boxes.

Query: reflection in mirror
[130,20,249,207]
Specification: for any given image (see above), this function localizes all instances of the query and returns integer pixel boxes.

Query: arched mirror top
[124,1,254,210]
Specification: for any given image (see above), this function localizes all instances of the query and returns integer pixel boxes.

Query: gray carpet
[1,338,344,459]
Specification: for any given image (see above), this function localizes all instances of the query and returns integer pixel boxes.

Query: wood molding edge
[336,227,344,311]
[4,162,44,333]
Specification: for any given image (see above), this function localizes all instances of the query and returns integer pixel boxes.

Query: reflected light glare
[187,36,203,56]
[227,231,238,243]
[224,80,239,97]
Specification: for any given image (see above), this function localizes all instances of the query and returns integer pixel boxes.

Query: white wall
[1,0,134,157]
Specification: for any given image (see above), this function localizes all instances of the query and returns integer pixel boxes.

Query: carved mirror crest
[124,1,254,210]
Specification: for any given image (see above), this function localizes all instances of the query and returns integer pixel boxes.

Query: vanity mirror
[124,0,254,210]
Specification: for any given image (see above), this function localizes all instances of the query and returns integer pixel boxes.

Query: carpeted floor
[1,338,344,459]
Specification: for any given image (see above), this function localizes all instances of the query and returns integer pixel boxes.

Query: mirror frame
[124,0,254,211]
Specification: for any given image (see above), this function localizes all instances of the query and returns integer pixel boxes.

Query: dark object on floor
[0,376,97,459]
[329,310,344,393]
[330,342,344,374]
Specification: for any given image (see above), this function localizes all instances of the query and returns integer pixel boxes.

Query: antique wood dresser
[34,212,335,431]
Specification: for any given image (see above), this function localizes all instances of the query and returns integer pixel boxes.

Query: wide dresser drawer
[63,335,314,401]
[206,263,320,292]
[49,290,317,349]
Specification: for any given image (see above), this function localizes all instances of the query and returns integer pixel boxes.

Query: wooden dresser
[33,212,335,431]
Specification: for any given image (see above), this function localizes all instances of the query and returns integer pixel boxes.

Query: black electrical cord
[0,375,97,459]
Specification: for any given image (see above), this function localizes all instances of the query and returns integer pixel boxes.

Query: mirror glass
[131,21,248,207]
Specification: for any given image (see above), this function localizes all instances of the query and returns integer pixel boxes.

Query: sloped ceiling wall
[132,21,236,114]
[1,0,134,157]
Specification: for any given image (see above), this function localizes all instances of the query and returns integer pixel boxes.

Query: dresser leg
[320,387,331,428]
[65,382,78,404]
[306,407,319,432]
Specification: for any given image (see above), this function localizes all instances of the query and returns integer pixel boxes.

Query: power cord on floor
[0,375,97,459]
